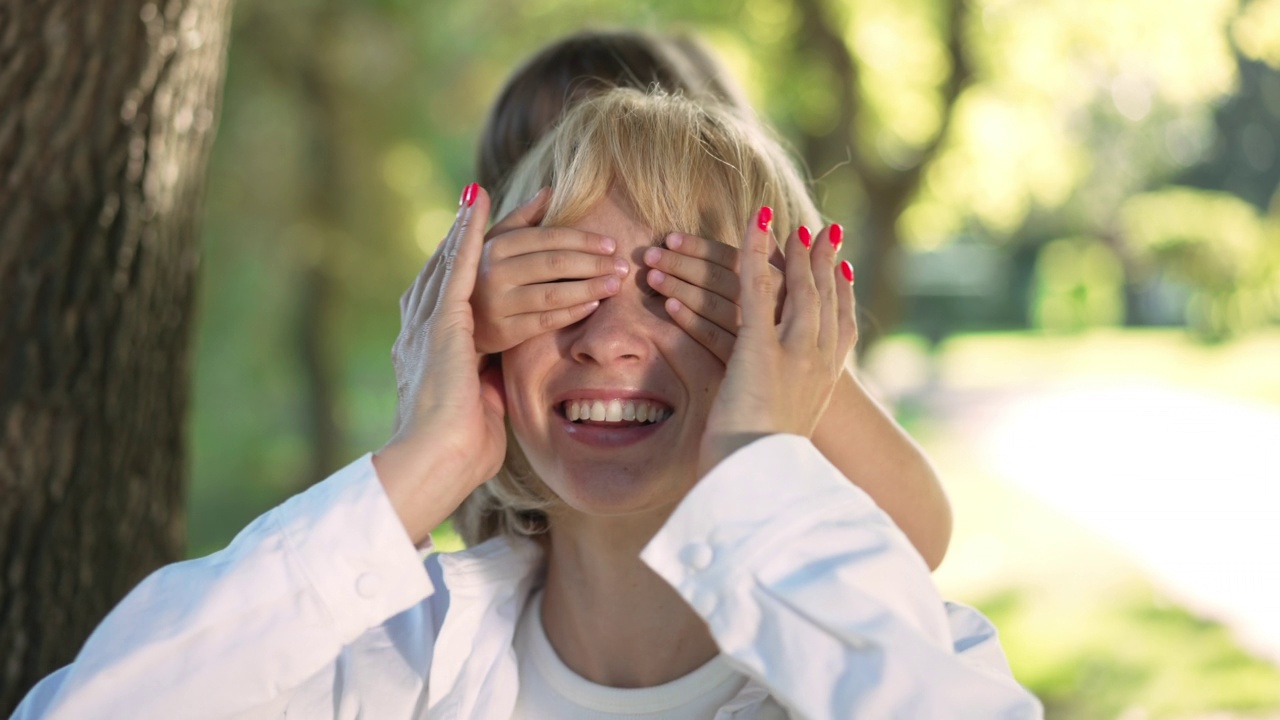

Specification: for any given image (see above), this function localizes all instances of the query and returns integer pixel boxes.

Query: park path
[930,380,1280,665]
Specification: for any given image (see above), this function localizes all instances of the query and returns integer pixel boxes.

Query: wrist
[372,436,478,545]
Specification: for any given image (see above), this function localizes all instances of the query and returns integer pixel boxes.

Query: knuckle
[545,252,569,274]
[541,285,563,307]
[705,262,725,288]
[750,274,774,296]
[538,310,561,330]
[702,291,724,316]
[695,320,719,346]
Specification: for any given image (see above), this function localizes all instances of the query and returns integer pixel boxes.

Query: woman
[16,89,1040,718]
[469,29,952,569]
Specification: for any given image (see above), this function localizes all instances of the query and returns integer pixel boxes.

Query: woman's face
[501,192,724,519]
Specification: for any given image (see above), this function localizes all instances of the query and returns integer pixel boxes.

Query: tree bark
[0,0,232,711]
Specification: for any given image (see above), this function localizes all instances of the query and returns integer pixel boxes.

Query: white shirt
[14,435,1044,719]
[512,590,786,718]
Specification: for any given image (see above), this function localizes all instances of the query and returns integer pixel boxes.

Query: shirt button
[680,543,714,571]
[355,572,381,599]
[692,592,718,617]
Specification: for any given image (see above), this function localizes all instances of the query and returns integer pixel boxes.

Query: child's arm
[811,367,951,569]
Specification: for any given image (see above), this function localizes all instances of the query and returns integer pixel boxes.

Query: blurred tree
[1122,187,1279,341]
[0,0,233,711]
[785,0,971,348]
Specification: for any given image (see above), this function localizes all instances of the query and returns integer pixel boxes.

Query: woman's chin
[548,465,693,520]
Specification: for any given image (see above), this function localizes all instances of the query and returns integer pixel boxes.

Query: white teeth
[563,398,672,424]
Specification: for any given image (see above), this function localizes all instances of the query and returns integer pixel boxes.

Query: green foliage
[1032,236,1125,332]
[1122,187,1280,341]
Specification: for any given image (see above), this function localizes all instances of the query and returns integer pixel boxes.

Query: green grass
[903,328,1280,718]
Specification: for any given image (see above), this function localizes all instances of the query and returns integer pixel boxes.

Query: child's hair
[452,88,821,546]
[475,29,749,195]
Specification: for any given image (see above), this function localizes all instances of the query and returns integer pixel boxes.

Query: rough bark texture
[0,0,232,711]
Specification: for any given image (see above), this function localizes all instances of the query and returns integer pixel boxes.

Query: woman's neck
[539,512,718,688]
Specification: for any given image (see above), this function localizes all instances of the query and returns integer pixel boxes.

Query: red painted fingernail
[461,182,479,208]
[798,226,812,249]
[757,206,773,233]
[840,260,854,283]
[829,223,843,250]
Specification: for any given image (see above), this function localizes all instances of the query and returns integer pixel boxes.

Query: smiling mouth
[562,399,672,426]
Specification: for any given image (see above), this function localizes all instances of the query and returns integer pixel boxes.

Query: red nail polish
[461,182,479,208]
[829,223,843,250]
[757,206,773,233]
[840,260,854,283]
[798,226,812,249]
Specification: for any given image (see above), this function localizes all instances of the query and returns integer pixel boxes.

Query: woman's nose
[567,289,654,365]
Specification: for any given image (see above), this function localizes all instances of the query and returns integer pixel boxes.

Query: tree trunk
[791,0,972,349]
[0,0,233,711]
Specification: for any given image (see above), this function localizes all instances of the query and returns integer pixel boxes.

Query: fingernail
[666,233,683,250]
[649,269,667,285]
[461,182,479,208]
[757,206,773,233]
[643,247,661,265]
[601,237,616,253]
[604,276,621,293]
[584,300,600,312]
[614,258,630,276]
[829,223,843,250]
[840,260,854,283]
[665,297,683,315]
[798,226,812,249]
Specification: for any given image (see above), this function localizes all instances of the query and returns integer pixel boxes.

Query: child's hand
[642,231,789,363]
[472,188,629,354]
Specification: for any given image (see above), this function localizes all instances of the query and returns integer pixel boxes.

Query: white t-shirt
[512,590,785,719]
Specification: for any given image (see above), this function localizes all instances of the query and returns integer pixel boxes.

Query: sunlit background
[189,0,1280,717]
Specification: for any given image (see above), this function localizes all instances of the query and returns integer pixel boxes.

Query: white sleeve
[641,435,1043,719]
[12,454,435,720]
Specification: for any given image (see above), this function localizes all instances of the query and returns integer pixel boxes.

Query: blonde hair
[452,88,822,547]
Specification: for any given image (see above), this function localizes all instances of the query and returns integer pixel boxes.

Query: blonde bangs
[499,88,820,250]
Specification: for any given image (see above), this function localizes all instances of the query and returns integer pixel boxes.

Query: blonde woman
[16,90,1041,718]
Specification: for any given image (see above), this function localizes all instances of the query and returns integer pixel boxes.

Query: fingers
[780,224,822,343]
[485,225,617,263]
[508,273,622,315]
[809,223,840,354]
[439,182,490,308]
[487,186,551,238]
[738,206,779,333]
[647,266,740,331]
[504,300,605,340]
[643,244,738,301]
[835,259,857,363]
[662,297,736,363]
[661,232,741,271]
[500,247,628,284]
